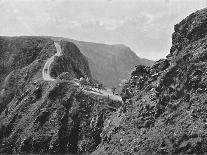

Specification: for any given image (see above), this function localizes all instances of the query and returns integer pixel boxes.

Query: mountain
[58,38,154,88]
[74,41,154,88]
[0,36,92,111]
[0,6,206,155]
[93,8,207,154]
[0,36,123,154]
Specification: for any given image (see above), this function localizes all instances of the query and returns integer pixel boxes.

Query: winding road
[42,41,122,103]
[85,88,122,102]
[76,82,122,102]
[42,42,62,81]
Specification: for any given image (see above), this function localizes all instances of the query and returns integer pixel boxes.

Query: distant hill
[63,39,154,88]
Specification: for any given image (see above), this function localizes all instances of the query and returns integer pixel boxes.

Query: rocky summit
[93,8,207,154]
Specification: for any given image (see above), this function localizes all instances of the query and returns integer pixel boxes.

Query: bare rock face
[0,37,122,154]
[93,8,207,154]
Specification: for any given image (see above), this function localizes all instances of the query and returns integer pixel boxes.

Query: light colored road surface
[42,42,122,102]
[87,89,122,102]
[75,82,122,102]
[42,42,62,81]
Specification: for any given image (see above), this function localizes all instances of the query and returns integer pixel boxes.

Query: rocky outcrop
[93,8,207,154]
[0,37,122,154]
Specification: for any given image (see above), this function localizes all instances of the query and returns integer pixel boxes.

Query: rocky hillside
[0,37,123,154]
[0,37,92,113]
[63,39,154,88]
[93,8,207,154]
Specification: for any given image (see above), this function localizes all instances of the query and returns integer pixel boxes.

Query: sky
[0,0,206,60]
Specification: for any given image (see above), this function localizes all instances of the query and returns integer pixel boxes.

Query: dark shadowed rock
[93,7,207,155]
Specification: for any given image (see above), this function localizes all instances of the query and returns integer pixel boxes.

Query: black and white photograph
[0,0,207,154]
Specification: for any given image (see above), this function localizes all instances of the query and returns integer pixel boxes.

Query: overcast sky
[0,0,206,60]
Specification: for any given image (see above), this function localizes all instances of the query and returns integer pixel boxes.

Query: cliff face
[67,40,154,88]
[0,37,122,154]
[93,8,207,154]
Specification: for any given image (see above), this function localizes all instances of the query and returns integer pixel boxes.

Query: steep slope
[0,37,91,113]
[0,37,123,154]
[93,8,207,154]
[75,41,154,88]
[0,80,122,154]
[63,39,154,88]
